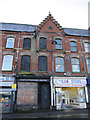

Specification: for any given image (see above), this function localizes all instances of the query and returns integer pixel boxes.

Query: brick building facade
[0,14,90,112]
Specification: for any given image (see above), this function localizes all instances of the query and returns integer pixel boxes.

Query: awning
[86,78,90,85]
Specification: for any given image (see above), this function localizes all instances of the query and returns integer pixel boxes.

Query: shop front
[86,77,90,108]
[16,75,51,111]
[0,76,15,113]
[51,77,88,110]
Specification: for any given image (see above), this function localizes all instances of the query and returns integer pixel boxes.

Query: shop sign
[11,84,16,91]
[54,79,87,87]
[0,82,14,87]
[19,79,50,82]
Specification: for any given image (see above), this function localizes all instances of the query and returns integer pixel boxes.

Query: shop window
[38,56,47,71]
[2,55,13,71]
[39,37,46,49]
[55,39,62,50]
[23,38,31,49]
[86,58,90,73]
[21,55,30,72]
[6,38,14,48]
[84,42,90,53]
[70,41,77,52]
[71,58,80,72]
[55,57,64,72]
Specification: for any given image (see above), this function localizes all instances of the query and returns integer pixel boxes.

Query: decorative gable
[37,13,63,33]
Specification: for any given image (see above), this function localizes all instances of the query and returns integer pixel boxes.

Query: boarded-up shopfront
[16,76,51,111]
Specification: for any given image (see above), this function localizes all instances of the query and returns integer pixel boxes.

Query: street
[0,109,90,120]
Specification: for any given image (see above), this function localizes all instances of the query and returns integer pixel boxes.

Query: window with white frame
[55,57,64,72]
[55,39,62,50]
[86,58,90,73]
[84,42,90,53]
[2,55,13,71]
[70,41,77,52]
[6,38,15,48]
[71,58,80,72]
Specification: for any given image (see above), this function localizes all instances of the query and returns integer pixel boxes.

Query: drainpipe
[80,36,86,76]
[80,36,88,107]
[14,31,20,111]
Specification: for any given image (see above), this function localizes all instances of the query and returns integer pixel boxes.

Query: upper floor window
[21,55,30,72]
[6,38,14,48]
[71,58,80,72]
[86,58,90,73]
[39,37,46,49]
[55,39,62,50]
[84,42,90,53]
[38,56,47,71]
[2,55,13,71]
[70,41,77,52]
[23,38,31,49]
[55,57,64,72]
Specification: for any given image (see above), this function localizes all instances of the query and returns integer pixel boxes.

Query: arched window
[2,55,13,71]
[39,37,46,49]
[71,58,80,72]
[70,41,77,52]
[55,57,64,72]
[23,38,31,49]
[6,38,14,48]
[55,39,62,50]
[86,58,90,73]
[21,55,30,72]
[38,56,47,71]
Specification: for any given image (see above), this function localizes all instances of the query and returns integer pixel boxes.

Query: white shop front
[51,77,88,110]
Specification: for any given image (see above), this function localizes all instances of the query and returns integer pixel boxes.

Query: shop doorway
[38,83,50,110]
[56,87,86,110]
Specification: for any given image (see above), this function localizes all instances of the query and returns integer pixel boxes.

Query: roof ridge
[0,22,38,27]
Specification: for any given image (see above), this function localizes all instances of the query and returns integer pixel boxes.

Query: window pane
[56,65,64,72]
[71,58,80,72]
[70,41,77,51]
[39,38,46,49]
[86,59,90,65]
[23,38,31,49]
[71,58,79,64]
[2,55,13,71]
[38,56,47,71]
[6,38,14,48]
[84,43,90,53]
[70,42,76,46]
[84,43,88,47]
[71,47,77,52]
[72,65,80,72]
[55,39,62,49]
[86,59,90,73]
[55,57,64,72]
[21,55,30,72]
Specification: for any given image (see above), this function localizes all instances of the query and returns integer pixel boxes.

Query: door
[38,83,50,110]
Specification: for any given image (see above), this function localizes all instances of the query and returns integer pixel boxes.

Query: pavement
[0,108,90,120]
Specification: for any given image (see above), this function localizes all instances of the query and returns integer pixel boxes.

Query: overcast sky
[0,0,89,29]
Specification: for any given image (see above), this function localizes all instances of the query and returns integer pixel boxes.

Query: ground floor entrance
[56,87,86,110]
[51,77,88,110]
[16,77,51,111]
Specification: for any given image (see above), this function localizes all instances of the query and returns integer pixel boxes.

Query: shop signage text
[54,79,87,87]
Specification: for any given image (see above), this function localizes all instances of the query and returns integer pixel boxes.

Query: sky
[0,0,89,29]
